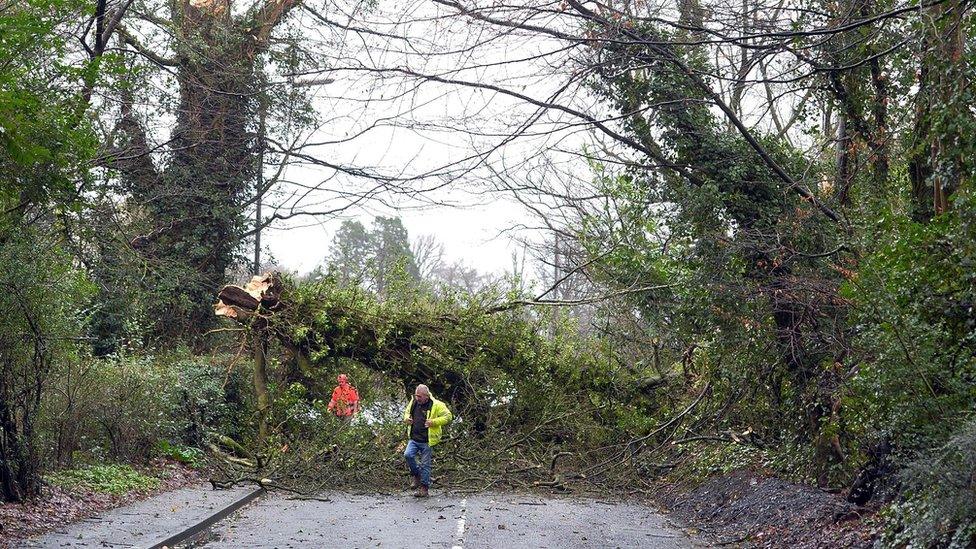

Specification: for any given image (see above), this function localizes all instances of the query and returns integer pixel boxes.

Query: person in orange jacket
[327,374,360,419]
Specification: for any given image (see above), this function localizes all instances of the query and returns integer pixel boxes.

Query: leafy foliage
[842,213,976,454]
[155,441,205,468]
[0,0,94,209]
[46,464,160,496]
[37,351,251,467]
[0,229,93,501]
[881,419,976,548]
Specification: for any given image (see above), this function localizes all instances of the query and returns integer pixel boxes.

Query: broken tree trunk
[214,272,283,319]
[253,329,271,447]
[215,272,283,449]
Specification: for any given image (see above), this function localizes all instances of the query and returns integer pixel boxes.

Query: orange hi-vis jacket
[328,383,360,417]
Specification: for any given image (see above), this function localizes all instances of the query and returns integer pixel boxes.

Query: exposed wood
[217,286,260,312]
[213,273,283,451]
[214,273,284,319]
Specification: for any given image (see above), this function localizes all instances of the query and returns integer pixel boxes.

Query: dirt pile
[661,469,879,548]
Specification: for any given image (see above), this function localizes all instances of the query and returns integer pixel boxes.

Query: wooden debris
[214,272,284,319]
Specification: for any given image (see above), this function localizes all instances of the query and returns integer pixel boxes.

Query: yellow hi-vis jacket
[403,395,453,446]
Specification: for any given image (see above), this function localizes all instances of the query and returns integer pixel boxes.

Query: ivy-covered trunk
[0,387,42,502]
[908,0,971,220]
[112,0,298,344]
[160,3,257,338]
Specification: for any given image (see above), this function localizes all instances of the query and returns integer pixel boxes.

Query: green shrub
[87,355,179,461]
[0,228,93,500]
[46,464,160,495]
[842,216,976,456]
[39,350,251,466]
[164,352,252,446]
[881,418,976,548]
[155,440,204,468]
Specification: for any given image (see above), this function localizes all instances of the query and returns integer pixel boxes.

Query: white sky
[256,0,595,277]
[262,192,530,275]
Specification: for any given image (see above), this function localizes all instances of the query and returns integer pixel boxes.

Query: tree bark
[909,0,970,219]
[253,329,271,447]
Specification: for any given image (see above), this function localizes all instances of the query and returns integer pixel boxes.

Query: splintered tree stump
[214,272,284,319]
[218,286,260,311]
[214,272,283,451]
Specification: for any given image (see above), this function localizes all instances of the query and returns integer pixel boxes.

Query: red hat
[338,374,349,384]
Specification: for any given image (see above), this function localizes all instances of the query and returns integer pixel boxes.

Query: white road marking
[451,497,467,549]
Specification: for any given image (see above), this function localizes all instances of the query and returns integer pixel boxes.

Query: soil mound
[662,469,878,548]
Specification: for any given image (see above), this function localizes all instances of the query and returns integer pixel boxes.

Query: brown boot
[410,475,421,489]
[413,485,429,498]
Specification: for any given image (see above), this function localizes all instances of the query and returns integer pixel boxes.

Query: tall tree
[329,220,372,282]
[0,0,97,501]
[326,217,420,295]
[371,216,420,295]
[107,0,302,342]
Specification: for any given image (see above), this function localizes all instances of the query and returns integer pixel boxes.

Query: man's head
[338,374,349,385]
[414,384,430,404]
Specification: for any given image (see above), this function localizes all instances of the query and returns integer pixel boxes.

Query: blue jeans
[404,440,433,487]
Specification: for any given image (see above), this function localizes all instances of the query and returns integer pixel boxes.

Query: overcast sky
[262,192,529,276]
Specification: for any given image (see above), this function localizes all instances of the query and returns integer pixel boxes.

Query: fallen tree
[207,272,706,494]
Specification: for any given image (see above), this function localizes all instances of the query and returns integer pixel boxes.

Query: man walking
[327,374,360,420]
[402,384,452,497]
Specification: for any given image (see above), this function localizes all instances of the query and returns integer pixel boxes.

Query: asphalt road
[19,486,701,548]
[19,486,255,548]
[200,490,699,548]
